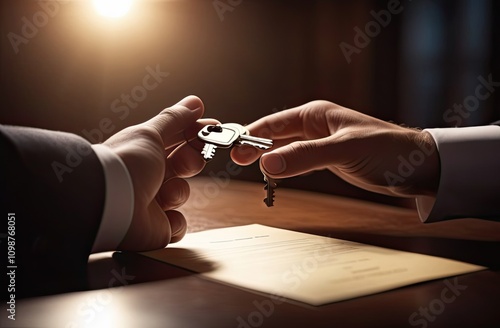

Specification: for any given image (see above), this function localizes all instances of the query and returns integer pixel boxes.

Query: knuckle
[289,141,316,156]
[157,108,186,130]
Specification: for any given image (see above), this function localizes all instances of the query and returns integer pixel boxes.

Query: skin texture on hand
[231,100,440,198]
[103,96,217,251]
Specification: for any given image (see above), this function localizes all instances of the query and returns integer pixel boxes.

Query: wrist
[412,130,440,196]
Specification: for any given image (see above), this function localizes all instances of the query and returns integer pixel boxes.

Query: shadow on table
[86,250,213,291]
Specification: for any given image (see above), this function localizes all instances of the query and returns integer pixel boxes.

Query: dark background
[1,0,499,206]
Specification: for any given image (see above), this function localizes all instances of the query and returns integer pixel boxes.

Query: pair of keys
[198,123,278,207]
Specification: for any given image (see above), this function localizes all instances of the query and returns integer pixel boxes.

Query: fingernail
[262,153,286,175]
[177,95,201,111]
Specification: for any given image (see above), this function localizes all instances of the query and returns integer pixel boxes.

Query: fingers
[156,181,188,243]
[143,95,205,147]
[167,145,206,179]
[231,136,302,166]
[230,101,338,166]
[156,178,190,210]
[260,137,341,178]
[167,210,187,243]
[244,107,304,140]
[163,118,220,177]
[243,100,344,140]
[230,145,259,166]
[230,108,303,165]
[120,199,188,251]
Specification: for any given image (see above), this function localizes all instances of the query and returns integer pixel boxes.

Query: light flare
[93,0,133,18]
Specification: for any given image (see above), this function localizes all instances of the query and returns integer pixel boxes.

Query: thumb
[260,138,338,178]
[145,95,204,146]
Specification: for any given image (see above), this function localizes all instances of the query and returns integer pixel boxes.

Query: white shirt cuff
[415,125,500,222]
[91,144,134,252]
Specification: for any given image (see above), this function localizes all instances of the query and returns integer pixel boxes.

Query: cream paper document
[141,224,485,305]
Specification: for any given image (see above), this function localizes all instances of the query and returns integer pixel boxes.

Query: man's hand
[103,96,216,251]
[231,100,440,198]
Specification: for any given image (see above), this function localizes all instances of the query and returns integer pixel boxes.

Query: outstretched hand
[103,96,216,251]
[231,100,440,198]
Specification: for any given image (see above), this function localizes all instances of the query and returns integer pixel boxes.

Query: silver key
[198,123,273,161]
[221,123,273,150]
[263,174,278,207]
[198,124,240,148]
[198,124,239,161]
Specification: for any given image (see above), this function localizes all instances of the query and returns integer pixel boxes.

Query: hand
[103,96,215,251]
[231,100,440,198]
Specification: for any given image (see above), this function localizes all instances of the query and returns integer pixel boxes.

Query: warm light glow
[93,0,133,18]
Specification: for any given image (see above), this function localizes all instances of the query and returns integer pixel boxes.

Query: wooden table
[5,177,500,328]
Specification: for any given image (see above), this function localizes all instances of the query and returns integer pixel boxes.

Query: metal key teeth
[240,140,273,149]
[201,144,216,161]
[263,188,275,207]
[263,176,278,207]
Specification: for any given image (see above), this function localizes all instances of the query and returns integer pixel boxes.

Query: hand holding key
[231,100,440,198]
[198,123,273,160]
[198,123,277,206]
[103,96,216,251]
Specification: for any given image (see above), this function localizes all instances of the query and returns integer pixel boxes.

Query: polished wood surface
[6,177,500,328]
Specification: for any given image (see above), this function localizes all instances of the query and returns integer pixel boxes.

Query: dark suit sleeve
[0,125,105,298]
